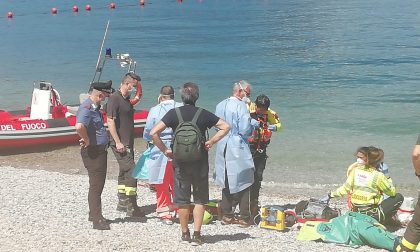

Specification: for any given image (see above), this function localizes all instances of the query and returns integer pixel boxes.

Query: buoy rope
[2,3,141,19]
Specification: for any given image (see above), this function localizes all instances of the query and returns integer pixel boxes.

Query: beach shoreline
[0,138,339,199]
[1,138,417,199]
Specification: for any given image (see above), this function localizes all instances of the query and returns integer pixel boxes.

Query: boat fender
[130,81,143,105]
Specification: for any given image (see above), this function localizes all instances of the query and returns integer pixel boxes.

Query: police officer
[395,140,420,252]
[76,81,114,230]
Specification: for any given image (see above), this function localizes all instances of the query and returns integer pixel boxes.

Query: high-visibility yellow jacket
[331,165,396,206]
[248,102,282,131]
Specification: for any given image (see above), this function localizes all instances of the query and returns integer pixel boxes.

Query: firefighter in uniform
[248,94,282,216]
[106,73,145,217]
[395,139,420,252]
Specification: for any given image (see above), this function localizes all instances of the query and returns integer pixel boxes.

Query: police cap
[91,80,114,94]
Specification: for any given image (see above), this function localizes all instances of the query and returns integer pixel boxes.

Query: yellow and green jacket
[331,165,396,206]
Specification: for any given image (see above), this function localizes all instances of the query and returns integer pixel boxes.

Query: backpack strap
[191,108,203,124]
[175,107,184,123]
[190,108,207,141]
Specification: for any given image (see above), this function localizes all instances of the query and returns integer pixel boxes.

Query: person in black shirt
[150,82,229,246]
[107,73,145,217]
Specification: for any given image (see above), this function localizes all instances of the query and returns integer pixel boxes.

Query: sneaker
[92,218,111,230]
[181,230,191,243]
[191,233,204,246]
[221,216,235,225]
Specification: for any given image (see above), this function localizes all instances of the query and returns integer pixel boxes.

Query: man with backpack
[150,82,230,246]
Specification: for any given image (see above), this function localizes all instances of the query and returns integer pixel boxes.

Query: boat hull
[0,110,147,151]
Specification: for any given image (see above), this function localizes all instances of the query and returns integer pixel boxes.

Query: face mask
[241,96,251,104]
[356,158,365,165]
[157,95,162,104]
[128,87,135,94]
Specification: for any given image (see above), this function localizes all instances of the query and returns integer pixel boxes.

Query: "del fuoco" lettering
[0,124,16,131]
[21,123,47,130]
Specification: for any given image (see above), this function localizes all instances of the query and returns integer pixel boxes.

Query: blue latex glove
[250,118,260,128]
[268,125,276,131]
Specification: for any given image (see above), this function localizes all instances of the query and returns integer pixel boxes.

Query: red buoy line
[3,2,145,19]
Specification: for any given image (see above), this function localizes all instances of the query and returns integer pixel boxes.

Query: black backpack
[172,107,205,163]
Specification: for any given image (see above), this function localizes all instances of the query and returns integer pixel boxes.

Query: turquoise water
[1,0,420,193]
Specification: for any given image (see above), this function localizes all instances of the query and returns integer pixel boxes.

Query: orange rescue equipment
[130,80,143,105]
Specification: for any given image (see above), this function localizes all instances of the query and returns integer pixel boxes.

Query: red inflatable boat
[0,81,148,151]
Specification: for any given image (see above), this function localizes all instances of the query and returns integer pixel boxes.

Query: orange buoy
[129,81,143,106]
[7,11,13,18]
[85,5,91,11]
[72,5,79,12]
[140,0,145,5]
[109,3,116,9]
[51,7,58,14]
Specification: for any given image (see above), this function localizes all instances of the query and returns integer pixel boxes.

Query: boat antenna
[90,20,110,90]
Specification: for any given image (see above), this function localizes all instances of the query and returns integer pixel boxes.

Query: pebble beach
[0,165,392,252]
[0,140,395,252]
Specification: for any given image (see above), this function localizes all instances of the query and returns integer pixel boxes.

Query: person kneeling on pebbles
[321,146,403,226]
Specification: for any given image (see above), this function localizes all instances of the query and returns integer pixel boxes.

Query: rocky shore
[0,166,391,251]
[0,139,400,251]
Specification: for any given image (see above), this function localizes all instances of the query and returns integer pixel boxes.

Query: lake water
[1,0,420,196]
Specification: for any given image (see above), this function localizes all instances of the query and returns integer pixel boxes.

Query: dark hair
[355,146,369,157]
[367,146,384,168]
[180,82,199,105]
[160,85,175,99]
[255,94,270,109]
[123,72,141,83]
